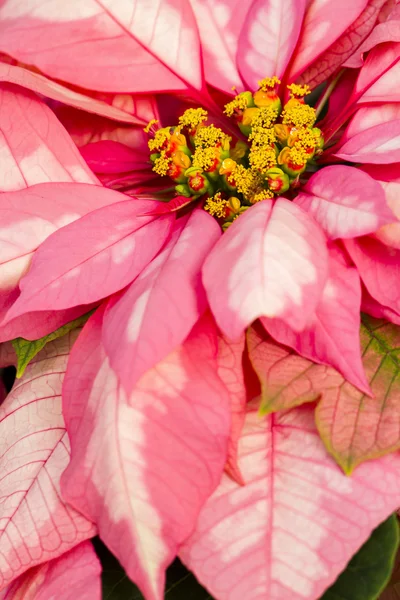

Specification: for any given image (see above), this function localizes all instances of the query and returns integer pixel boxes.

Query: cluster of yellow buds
[145,77,324,228]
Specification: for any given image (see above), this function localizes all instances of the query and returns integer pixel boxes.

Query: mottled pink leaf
[0,342,16,368]
[247,322,330,413]
[354,41,400,101]
[345,103,400,139]
[6,200,175,318]
[0,332,95,591]
[0,0,202,93]
[216,333,247,484]
[362,163,400,249]
[103,210,220,394]
[189,0,250,93]
[0,305,96,344]
[237,0,306,90]
[345,236,400,314]
[335,120,400,163]
[287,0,368,81]
[180,401,400,600]
[345,3,400,67]
[0,84,97,191]
[262,246,370,394]
[316,315,400,473]
[299,0,388,87]
[61,309,230,600]
[0,182,123,324]
[0,61,142,124]
[203,199,328,339]
[0,541,101,600]
[362,287,400,326]
[295,165,392,238]
[79,140,149,174]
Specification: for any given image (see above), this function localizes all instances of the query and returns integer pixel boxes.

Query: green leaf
[12,310,94,378]
[321,514,400,600]
[94,539,212,599]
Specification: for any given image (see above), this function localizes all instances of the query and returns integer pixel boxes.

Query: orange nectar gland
[144,78,324,229]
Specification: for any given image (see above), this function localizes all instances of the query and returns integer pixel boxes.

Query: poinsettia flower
[0,2,399,599]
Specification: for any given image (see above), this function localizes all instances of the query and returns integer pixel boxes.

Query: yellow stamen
[192,146,219,171]
[248,107,278,133]
[153,151,172,176]
[179,108,208,130]
[144,118,159,133]
[258,76,281,91]
[204,192,228,218]
[148,128,170,152]
[194,124,228,148]
[249,146,277,174]
[282,104,316,128]
[250,189,274,203]
[287,83,311,98]
[224,93,249,116]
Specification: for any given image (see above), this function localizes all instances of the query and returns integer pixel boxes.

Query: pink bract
[0,1,398,599]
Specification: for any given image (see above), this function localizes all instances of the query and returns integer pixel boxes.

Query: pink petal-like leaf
[354,41,400,101]
[6,199,175,318]
[0,0,203,93]
[103,210,220,394]
[0,541,101,600]
[180,401,400,600]
[345,236,400,314]
[0,332,95,590]
[61,309,230,600]
[0,62,142,124]
[345,103,400,140]
[189,0,250,93]
[362,163,400,249]
[299,0,389,87]
[216,333,247,484]
[262,246,370,394]
[203,199,328,339]
[362,287,400,327]
[237,0,306,90]
[0,84,97,191]
[345,3,400,67]
[335,120,400,163]
[247,322,330,413]
[295,165,392,238]
[316,315,400,473]
[288,0,369,82]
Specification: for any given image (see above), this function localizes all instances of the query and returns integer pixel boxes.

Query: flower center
[145,77,324,228]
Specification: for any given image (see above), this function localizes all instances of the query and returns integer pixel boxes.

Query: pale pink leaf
[362,163,400,249]
[189,0,250,93]
[288,0,368,82]
[5,200,175,318]
[180,401,400,600]
[315,315,400,473]
[295,165,393,238]
[203,199,328,338]
[345,4,400,67]
[0,84,97,192]
[0,0,202,93]
[0,541,101,600]
[262,247,370,394]
[237,0,306,90]
[345,236,400,314]
[345,103,400,140]
[335,120,400,163]
[0,62,143,124]
[0,332,95,590]
[299,0,389,87]
[103,210,220,394]
[247,322,329,413]
[61,310,230,600]
[216,333,247,484]
[354,41,400,100]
